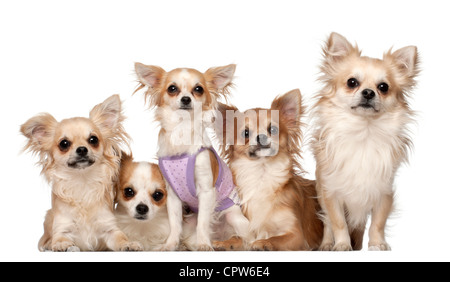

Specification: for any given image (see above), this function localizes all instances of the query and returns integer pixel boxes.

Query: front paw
[197,244,214,251]
[319,243,334,251]
[213,237,244,251]
[52,239,76,252]
[369,241,391,251]
[158,242,179,251]
[251,239,274,251]
[120,241,144,252]
[332,242,352,251]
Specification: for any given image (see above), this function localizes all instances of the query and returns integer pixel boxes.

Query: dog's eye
[152,191,164,202]
[167,85,179,95]
[59,139,71,152]
[242,129,250,139]
[124,187,135,198]
[378,83,389,94]
[193,86,204,96]
[269,125,279,136]
[347,78,360,89]
[88,136,99,147]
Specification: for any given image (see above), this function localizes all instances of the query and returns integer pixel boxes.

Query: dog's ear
[89,95,129,153]
[134,63,166,107]
[271,89,303,130]
[90,95,123,132]
[271,89,304,161]
[135,63,166,88]
[324,32,360,60]
[120,151,133,165]
[205,64,236,97]
[90,95,130,158]
[216,102,239,146]
[384,46,420,91]
[21,113,57,154]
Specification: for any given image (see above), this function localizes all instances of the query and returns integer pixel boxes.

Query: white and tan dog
[21,95,143,251]
[114,154,170,251]
[313,32,419,251]
[134,63,250,251]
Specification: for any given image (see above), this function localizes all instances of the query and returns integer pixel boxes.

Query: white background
[1,0,449,262]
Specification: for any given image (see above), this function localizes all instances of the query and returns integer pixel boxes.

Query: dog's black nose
[362,89,376,100]
[76,146,88,157]
[256,134,270,147]
[181,96,191,106]
[136,204,149,215]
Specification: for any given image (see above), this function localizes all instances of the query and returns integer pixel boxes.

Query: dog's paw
[213,237,243,251]
[66,246,81,252]
[251,239,275,251]
[51,240,76,252]
[369,242,391,251]
[120,241,144,252]
[158,242,178,252]
[197,244,214,251]
[319,243,334,251]
[332,242,352,251]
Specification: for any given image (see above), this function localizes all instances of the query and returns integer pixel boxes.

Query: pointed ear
[135,63,166,88]
[216,102,239,146]
[120,151,133,165]
[205,64,236,94]
[21,113,57,153]
[325,32,359,59]
[271,89,303,129]
[90,95,123,130]
[384,46,419,91]
[390,46,419,77]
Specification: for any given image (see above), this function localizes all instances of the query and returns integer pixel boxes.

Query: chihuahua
[114,153,171,250]
[134,63,250,251]
[21,95,143,251]
[313,32,419,251]
[218,89,324,250]
[115,153,205,251]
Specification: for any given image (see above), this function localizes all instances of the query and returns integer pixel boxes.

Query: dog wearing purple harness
[135,63,251,251]
[159,147,239,213]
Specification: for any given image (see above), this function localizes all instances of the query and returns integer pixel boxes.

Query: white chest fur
[231,156,294,238]
[315,106,411,224]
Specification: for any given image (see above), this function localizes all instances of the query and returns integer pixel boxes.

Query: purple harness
[159,147,238,213]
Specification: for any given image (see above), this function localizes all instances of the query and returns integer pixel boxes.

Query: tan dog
[219,89,323,250]
[313,33,419,251]
[21,95,143,251]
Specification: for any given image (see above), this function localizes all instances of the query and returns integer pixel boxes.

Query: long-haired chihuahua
[313,32,419,251]
[219,89,324,250]
[21,95,143,251]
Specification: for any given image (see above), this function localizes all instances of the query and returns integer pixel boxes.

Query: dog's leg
[38,209,53,251]
[319,223,335,251]
[195,151,217,251]
[51,211,78,252]
[104,229,143,251]
[98,210,143,251]
[368,192,393,251]
[161,182,184,251]
[321,190,352,251]
[251,229,308,251]
[213,205,250,251]
[316,181,336,251]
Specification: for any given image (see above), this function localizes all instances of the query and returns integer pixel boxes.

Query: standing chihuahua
[134,63,250,251]
[313,33,419,251]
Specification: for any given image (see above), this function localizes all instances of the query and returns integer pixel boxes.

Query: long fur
[312,32,419,251]
[21,95,142,251]
[220,89,324,251]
